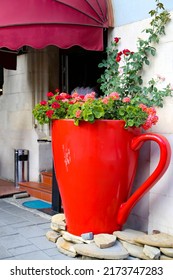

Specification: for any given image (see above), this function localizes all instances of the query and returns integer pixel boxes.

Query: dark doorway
[52,38,107,213]
[0,66,3,95]
[60,46,106,96]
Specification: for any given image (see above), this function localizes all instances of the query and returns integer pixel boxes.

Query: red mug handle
[117,133,171,227]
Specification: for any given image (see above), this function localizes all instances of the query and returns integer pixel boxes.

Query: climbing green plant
[98,0,172,107]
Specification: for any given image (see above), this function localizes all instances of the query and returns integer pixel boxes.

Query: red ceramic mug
[52,119,171,235]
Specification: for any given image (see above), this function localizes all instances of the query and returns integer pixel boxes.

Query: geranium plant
[33,90,157,129]
[33,0,172,130]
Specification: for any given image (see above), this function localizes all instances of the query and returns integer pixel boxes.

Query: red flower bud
[55,88,60,93]
[114,37,120,43]
[118,51,122,56]
[116,55,121,62]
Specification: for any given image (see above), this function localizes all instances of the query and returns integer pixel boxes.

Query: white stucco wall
[113,0,173,26]
[0,47,57,182]
[110,5,173,234]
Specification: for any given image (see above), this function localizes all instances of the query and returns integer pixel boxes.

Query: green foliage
[98,0,172,107]
[117,105,148,128]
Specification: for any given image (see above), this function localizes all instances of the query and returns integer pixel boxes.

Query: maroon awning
[0,0,113,52]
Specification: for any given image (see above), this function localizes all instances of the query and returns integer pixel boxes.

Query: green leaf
[145,59,150,65]
[127,119,134,127]
[149,10,156,16]
[93,106,104,119]
[151,48,156,56]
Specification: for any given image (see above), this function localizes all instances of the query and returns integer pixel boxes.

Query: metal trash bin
[14,149,29,187]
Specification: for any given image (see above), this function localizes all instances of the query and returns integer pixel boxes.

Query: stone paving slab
[37,222,51,230]
[44,248,76,260]
[44,247,62,257]
[0,245,13,259]
[0,212,27,225]
[6,251,53,260]
[0,225,18,236]
[0,200,14,208]
[0,220,6,226]
[28,236,57,250]
[51,254,75,260]
[0,198,70,260]
[17,212,50,224]
[8,244,40,256]
[17,224,47,238]
[0,233,32,249]
[11,221,35,228]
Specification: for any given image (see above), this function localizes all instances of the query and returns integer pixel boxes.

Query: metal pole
[52,162,62,213]
[14,149,19,187]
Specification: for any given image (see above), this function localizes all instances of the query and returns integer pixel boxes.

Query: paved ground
[0,197,73,260]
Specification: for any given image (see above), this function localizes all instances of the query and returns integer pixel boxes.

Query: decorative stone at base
[62,231,94,244]
[134,233,173,248]
[56,237,77,258]
[51,213,66,231]
[160,247,173,257]
[74,241,128,260]
[46,231,61,243]
[113,228,147,245]
[120,240,150,260]
[46,214,173,260]
[160,254,173,260]
[94,234,117,249]
[143,245,160,260]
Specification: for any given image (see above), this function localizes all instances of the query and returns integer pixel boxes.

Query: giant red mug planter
[52,119,171,236]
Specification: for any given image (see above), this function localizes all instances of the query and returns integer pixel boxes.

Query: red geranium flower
[51,102,61,109]
[46,110,54,118]
[47,92,54,97]
[55,95,62,101]
[40,100,47,105]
